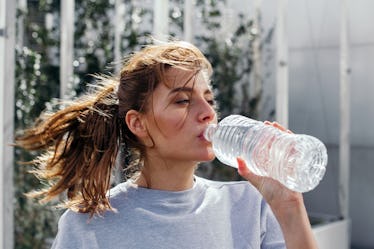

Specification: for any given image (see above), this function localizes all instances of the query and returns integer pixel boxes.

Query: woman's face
[143,68,217,164]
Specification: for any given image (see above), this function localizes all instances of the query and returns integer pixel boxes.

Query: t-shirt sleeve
[260,199,286,249]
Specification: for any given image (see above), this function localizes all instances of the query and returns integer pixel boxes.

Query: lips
[198,130,209,142]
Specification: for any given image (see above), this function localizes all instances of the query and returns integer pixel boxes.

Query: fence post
[60,0,75,99]
[184,0,193,42]
[153,0,169,41]
[275,0,289,127]
[0,0,16,248]
[339,0,350,222]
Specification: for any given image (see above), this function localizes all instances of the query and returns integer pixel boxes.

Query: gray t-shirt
[51,176,285,249]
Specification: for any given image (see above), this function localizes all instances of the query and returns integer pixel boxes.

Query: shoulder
[196,177,285,246]
[58,181,132,223]
[57,208,89,231]
[51,209,88,248]
[57,182,132,227]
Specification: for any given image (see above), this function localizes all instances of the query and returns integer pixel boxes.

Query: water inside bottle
[204,115,328,192]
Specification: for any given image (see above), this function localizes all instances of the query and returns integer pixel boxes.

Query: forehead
[162,67,210,89]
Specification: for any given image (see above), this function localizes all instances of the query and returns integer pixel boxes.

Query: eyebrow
[168,87,213,96]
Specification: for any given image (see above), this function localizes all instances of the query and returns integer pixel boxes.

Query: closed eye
[175,99,190,105]
[207,99,216,106]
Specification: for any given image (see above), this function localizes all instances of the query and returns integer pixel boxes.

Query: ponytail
[17,41,214,216]
[16,76,123,216]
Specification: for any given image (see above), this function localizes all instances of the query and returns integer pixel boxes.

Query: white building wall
[228,0,374,247]
[282,0,374,247]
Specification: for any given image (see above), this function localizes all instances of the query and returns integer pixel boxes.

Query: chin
[189,147,215,162]
[198,151,216,162]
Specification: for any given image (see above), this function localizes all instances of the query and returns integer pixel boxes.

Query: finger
[275,123,293,134]
[264,120,272,125]
[265,121,294,134]
[272,122,287,132]
[236,157,262,190]
[264,121,285,131]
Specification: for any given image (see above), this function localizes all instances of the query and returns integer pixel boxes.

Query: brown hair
[16,41,212,216]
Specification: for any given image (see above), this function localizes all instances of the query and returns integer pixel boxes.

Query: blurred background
[1,0,373,248]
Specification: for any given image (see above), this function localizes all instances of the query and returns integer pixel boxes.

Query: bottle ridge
[204,115,328,192]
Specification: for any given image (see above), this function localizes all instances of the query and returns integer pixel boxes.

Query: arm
[237,158,318,249]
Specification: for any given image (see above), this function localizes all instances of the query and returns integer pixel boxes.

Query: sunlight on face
[143,67,217,163]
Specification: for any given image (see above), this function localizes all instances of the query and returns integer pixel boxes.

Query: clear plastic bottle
[204,115,328,192]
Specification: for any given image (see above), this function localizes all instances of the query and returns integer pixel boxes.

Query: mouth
[198,130,209,142]
[198,123,217,142]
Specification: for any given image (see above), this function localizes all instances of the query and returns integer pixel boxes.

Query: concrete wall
[286,2,374,247]
[228,0,374,247]
[284,1,374,247]
[304,146,374,247]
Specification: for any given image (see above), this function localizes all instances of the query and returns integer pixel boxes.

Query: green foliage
[193,0,274,181]
[14,1,154,248]
[195,2,273,119]
[73,0,151,95]
[73,0,116,92]
[15,2,62,248]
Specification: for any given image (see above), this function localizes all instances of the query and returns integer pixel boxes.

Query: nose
[198,99,216,123]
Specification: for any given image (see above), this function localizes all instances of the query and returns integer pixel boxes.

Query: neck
[135,156,197,191]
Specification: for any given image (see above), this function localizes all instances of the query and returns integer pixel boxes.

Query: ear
[125,110,148,138]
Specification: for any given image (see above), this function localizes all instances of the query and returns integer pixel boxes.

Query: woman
[17,41,317,249]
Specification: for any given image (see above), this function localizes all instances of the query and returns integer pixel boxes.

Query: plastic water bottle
[204,115,328,192]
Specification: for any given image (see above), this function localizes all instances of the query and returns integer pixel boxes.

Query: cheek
[153,111,187,137]
[153,111,185,138]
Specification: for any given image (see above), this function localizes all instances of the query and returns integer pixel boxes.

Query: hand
[237,158,318,249]
[263,120,292,134]
[237,120,317,249]
[236,157,303,212]
[237,120,302,212]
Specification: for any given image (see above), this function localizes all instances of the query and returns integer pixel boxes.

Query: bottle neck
[203,124,217,142]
